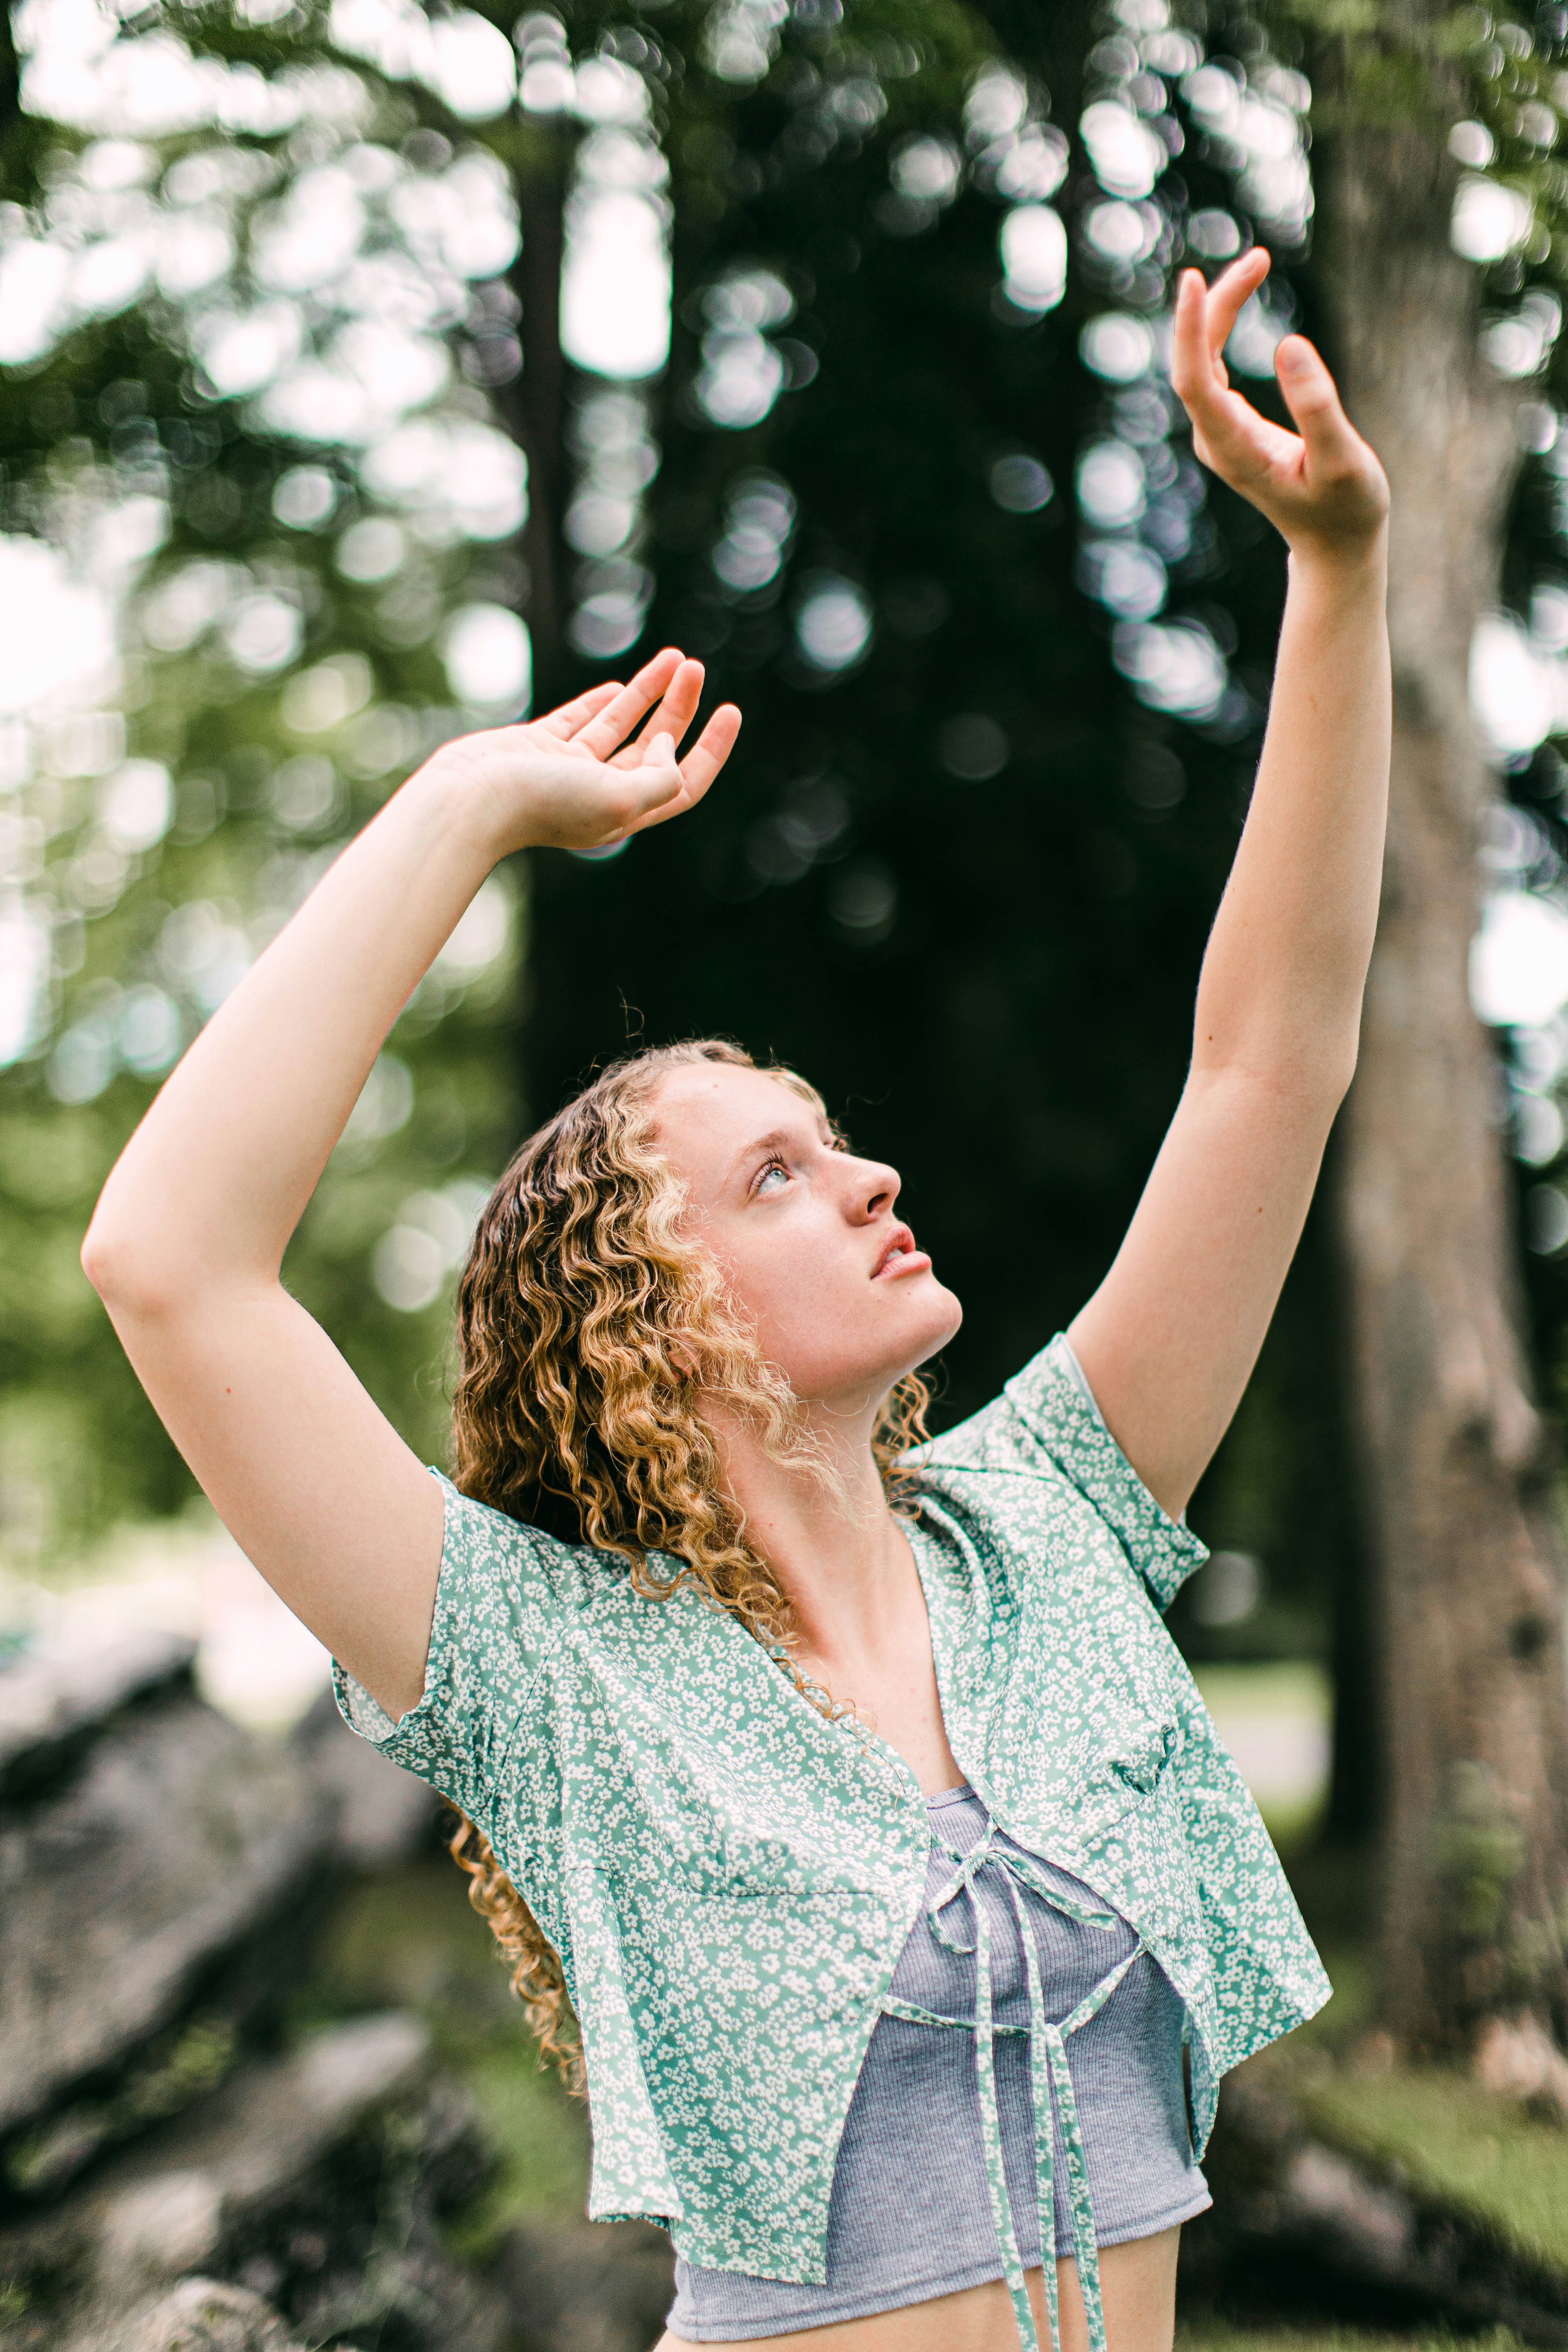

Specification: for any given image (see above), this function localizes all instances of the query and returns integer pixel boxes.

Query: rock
[212,2043,511,2352]
[495,2218,676,2352]
[0,2015,430,2288]
[291,1687,436,1870]
[98,2012,434,2267]
[73,2277,312,2352]
[1474,2011,1568,2124]
[0,1619,514,2352]
[0,1642,334,2163]
[0,2014,510,2352]
[0,1632,197,1805]
[100,2173,228,2279]
[1280,2143,1415,2273]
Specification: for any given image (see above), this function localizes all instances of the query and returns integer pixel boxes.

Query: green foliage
[524,0,1330,1579]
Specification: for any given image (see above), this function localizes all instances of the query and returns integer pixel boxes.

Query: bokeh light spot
[990,454,1054,513]
[1080,312,1156,383]
[442,602,531,710]
[336,517,408,582]
[273,467,338,530]
[96,759,172,852]
[1076,440,1146,530]
[794,577,872,673]
[827,859,897,945]
[1452,174,1533,262]
[225,592,302,675]
[940,714,1010,780]
[999,204,1067,313]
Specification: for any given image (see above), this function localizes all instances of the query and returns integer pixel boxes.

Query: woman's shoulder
[901,1336,1207,1611]
[905,1333,1085,1478]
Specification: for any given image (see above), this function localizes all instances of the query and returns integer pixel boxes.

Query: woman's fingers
[681,701,742,791]
[623,705,743,834]
[1273,336,1361,472]
[1202,248,1269,364]
[1203,386,1303,485]
[1168,266,1212,412]
[1170,253,1264,415]
[632,703,742,828]
[1170,247,1388,540]
[613,657,707,766]
[607,731,687,832]
[1173,258,1308,491]
[1171,251,1268,429]
[494,653,737,848]
[538,680,624,742]
[574,647,685,760]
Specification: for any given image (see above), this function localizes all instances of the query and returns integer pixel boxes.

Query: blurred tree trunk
[498,125,572,709]
[1320,42,1568,2052]
[0,2,21,171]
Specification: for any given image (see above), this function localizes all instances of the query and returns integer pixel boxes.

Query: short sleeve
[331,1467,566,1824]
[1000,1334,1209,1611]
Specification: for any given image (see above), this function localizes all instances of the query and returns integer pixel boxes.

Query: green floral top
[334,1335,1330,2283]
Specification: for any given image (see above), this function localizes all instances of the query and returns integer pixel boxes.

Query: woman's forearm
[82,655,733,1315]
[1068,262,1391,1510]
[1192,530,1391,1097]
[83,756,502,1303]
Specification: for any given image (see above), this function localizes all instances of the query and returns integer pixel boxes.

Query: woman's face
[651,1061,962,1414]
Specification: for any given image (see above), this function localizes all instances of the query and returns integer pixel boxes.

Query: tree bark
[1322,74,1568,2052]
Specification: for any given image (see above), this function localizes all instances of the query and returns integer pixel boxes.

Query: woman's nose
[853,1161,901,1221]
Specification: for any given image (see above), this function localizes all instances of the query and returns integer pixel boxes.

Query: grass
[1191,1662,1331,1854]
[1301,2066,1568,2278]
[1189,1662,1332,1718]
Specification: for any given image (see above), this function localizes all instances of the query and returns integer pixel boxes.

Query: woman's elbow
[80,1209,174,1318]
[1323,1031,1360,1111]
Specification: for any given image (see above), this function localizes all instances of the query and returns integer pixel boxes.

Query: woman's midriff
[655,2221,1183,2352]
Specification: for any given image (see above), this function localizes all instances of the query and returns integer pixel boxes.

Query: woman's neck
[712,1397,964,1792]
[712,1402,914,1680]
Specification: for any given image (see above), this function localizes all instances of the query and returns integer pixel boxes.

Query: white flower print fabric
[333,1334,1331,2283]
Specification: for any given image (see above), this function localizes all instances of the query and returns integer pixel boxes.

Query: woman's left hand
[1171,249,1389,561]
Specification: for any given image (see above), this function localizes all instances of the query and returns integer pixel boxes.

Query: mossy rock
[1302,2067,1568,2281]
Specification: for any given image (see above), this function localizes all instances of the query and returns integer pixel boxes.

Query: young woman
[83,252,1389,2352]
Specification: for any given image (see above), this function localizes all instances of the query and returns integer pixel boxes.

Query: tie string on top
[879,1814,1144,2352]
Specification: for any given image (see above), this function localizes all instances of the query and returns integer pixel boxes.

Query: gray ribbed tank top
[664,1785,1210,2344]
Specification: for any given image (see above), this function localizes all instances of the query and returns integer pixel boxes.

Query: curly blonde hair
[445,1038,932,2093]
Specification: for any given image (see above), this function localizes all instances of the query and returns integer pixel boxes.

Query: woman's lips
[872,1243,932,1279]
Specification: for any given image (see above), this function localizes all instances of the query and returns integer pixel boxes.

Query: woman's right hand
[441,648,742,858]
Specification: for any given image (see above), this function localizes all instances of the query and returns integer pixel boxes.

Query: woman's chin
[901,1276,964,1367]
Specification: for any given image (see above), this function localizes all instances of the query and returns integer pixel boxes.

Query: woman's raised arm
[1067,250,1391,1522]
[81,653,738,1718]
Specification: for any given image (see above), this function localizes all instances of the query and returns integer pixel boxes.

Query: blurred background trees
[0,0,1322,1626]
[5,0,1568,2057]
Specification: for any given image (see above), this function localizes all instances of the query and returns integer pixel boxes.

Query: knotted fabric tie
[880,1815,1143,2352]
